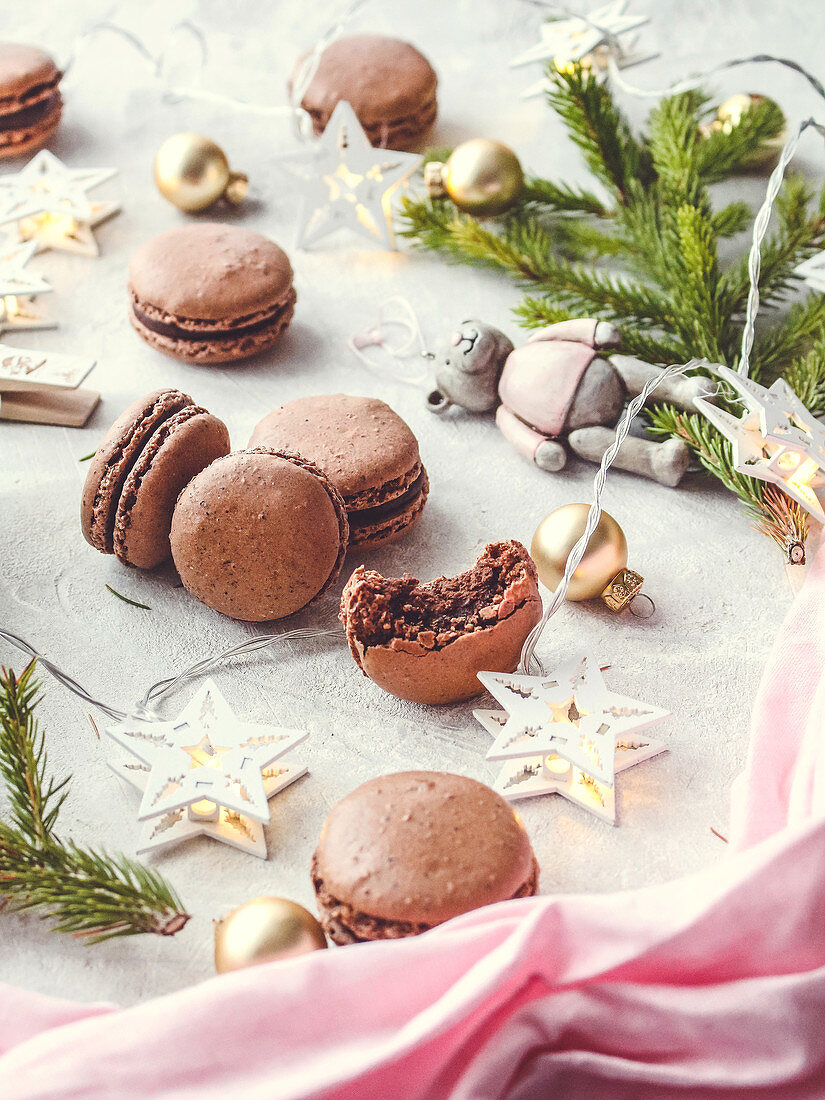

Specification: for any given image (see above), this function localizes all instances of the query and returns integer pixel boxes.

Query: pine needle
[105,584,152,611]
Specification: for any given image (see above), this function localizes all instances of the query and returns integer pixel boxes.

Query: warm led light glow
[776,449,801,470]
[188,799,219,822]
[19,212,78,239]
[0,295,18,321]
[543,754,571,775]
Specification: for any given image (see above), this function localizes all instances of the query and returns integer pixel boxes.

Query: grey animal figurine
[427,317,708,488]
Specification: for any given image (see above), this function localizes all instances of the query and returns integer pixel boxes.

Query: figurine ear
[527,319,620,349]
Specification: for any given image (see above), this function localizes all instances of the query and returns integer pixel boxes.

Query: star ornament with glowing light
[279,100,422,250]
[695,363,825,521]
[0,237,54,335]
[509,0,648,68]
[0,151,120,257]
[106,680,307,858]
[475,654,668,824]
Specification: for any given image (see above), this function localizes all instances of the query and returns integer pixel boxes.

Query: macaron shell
[249,394,422,501]
[128,286,296,365]
[0,43,60,101]
[169,448,348,622]
[293,34,437,150]
[314,771,537,927]
[113,409,231,569]
[129,224,294,322]
[81,389,193,554]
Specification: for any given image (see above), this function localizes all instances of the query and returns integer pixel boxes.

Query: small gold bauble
[154,133,248,212]
[438,139,524,217]
[702,94,787,172]
[531,503,627,601]
[214,897,327,974]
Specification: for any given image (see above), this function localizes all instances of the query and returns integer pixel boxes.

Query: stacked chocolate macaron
[0,43,62,158]
[312,771,539,944]
[170,448,349,622]
[128,224,297,364]
[81,389,230,570]
[292,34,437,150]
[250,394,429,547]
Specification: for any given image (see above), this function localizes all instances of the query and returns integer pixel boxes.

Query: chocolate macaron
[0,44,62,158]
[291,34,437,150]
[81,389,230,570]
[340,541,542,704]
[249,394,428,547]
[170,448,348,622]
[128,224,296,364]
[312,771,539,944]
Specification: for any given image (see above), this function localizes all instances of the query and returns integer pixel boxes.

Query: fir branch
[747,296,825,382]
[693,96,786,183]
[782,334,825,417]
[545,63,650,199]
[710,201,752,239]
[0,663,189,942]
[0,663,67,846]
[0,828,189,943]
[521,176,609,217]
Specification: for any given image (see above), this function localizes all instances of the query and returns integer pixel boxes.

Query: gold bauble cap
[531,503,627,601]
[214,896,327,974]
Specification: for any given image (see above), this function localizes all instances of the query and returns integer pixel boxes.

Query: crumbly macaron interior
[342,541,538,653]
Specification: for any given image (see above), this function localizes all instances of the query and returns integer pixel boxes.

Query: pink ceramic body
[497,340,596,438]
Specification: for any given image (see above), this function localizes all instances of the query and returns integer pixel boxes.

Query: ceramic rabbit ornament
[426,318,704,487]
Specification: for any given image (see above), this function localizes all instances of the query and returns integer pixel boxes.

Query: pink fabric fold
[4,547,825,1098]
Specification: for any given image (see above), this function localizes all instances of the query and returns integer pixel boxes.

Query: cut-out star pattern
[475,653,668,824]
[279,100,422,250]
[695,363,825,521]
[107,680,307,858]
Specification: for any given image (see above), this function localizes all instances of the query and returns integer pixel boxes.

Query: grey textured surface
[0,0,805,1005]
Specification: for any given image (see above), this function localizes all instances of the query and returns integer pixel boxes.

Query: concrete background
[0,0,812,1004]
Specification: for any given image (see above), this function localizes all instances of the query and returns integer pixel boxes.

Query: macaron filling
[0,88,60,128]
[86,391,192,554]
[130,289,296,343]
[347,466,428,530]
[341,541,540,662]
[311,851,539,943]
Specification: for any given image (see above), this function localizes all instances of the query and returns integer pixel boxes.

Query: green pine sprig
[398,61,825,551]
[0,662,189,943]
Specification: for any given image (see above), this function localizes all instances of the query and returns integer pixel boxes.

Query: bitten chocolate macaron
[340,541,542,704]
[0,44,62,158]
[170,448,348,622]
[128,224,296,364]
[312,771,539,944]
[291,34,437,150]
[81,389,230,570]
[249,394,428,547]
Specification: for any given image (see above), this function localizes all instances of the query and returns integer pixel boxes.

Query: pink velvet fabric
[3,547,825,1098]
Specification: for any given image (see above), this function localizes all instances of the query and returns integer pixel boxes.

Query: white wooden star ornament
[106,680,307,858]
[520,37,656,100]
[475,653,668,825]
[0,151,120,257]
[510,1,648,69]
[0,237,54,334]
[279,100,422,250]
[695,363,825,521]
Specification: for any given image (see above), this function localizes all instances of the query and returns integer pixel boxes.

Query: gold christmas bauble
[531,504,627,601]
[701,94,786,171]
[154,133,248,212]
[214,897,327,974]
[442,139,524,217]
